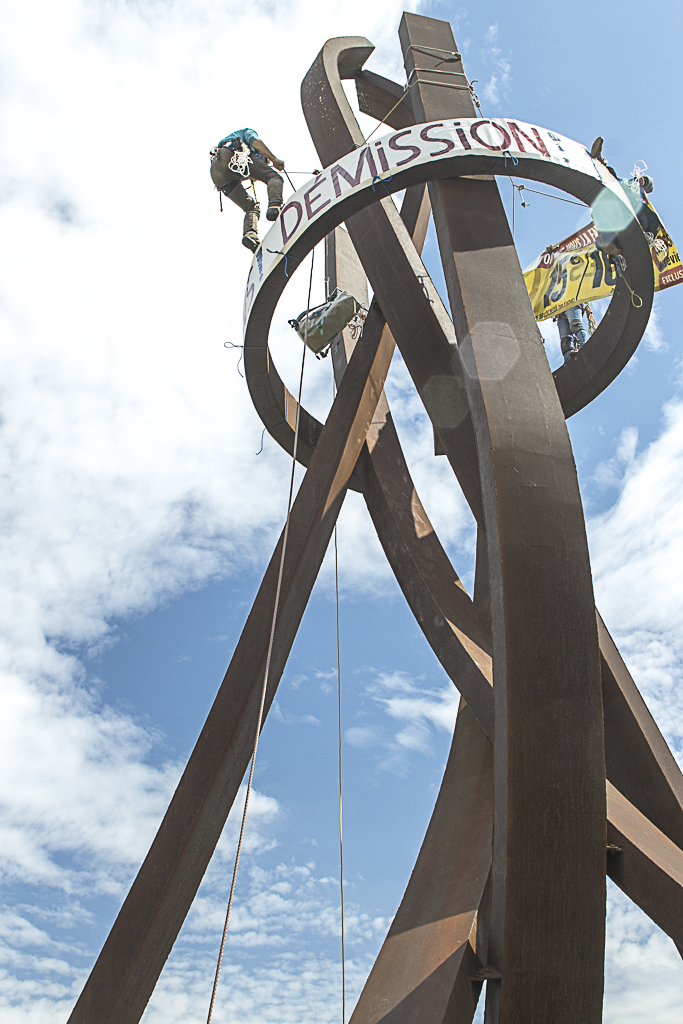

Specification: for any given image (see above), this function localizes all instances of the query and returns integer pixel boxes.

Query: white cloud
[477,23,511,110]
[603,883,683,1022]
[643,299,666,352]
[589,397,683,758]
[2,0,682,1021]
[0,0,432,1018]
[343,669,459,773]
[593,426,639,488]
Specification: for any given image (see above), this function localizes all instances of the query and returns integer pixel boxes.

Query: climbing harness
[206,248,317,1024]
[289,289,367,358]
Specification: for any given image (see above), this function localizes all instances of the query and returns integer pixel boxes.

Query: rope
[614,253,643,308]
[363,67,477,147]
[406,66,469,83]
[228,143,252,177]
[405,43,463,59]
[335,527,346,1024]
[363,80,419,144]
[511,178,515,242]
[371,173,393,196]
[518,184,586,207]
[266,248,303,278]
[206,247,316,1024]
[468,80,483,115]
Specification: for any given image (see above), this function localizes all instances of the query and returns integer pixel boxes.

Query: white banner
[244,118,627,331]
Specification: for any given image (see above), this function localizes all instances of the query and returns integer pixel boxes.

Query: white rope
[206,247,316,1024]
[228,142,252,177]
[335,526,346,1024]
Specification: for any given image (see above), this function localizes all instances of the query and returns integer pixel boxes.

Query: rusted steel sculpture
[67,13,683,1024]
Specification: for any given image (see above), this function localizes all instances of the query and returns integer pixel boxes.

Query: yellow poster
[524,197,682,322]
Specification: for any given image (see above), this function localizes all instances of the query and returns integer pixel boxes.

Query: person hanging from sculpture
[556,304,589,363]
[210,128,285,252]
[591,139,659,242]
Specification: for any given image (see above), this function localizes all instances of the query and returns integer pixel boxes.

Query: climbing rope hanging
[206,246,317,1024]
[330,364,346,1024]
[335,525,346,1024]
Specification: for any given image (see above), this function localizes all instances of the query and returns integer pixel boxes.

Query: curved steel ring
[243,121,653,468]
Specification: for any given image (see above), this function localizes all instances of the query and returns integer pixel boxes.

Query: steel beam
[607,782,683,947]
[67,294,397,1024]
[348,701,492,1024]
[399,13,605,1021]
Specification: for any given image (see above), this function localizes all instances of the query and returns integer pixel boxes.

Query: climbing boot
[242,232,260,253]
[266,203,282,222]
[242,207,260,253]
[590,137,605,162]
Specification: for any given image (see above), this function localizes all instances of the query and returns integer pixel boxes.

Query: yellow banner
[524,197,682,322]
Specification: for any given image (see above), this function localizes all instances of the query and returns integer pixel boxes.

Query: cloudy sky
[1,0,682,1021]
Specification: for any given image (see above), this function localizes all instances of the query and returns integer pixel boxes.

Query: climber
[556,304,588,363]
[621,170,659,239]
[210,128,286,252]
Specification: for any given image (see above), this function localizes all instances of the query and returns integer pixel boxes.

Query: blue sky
[1,1,683,1021]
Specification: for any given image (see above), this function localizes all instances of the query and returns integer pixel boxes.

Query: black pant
[210,149,283,212]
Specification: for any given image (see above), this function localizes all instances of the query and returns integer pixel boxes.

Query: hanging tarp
[523,196,682,322]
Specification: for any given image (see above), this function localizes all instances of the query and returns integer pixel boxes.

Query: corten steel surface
[398,16,606,1022]
[67,13,683,1024]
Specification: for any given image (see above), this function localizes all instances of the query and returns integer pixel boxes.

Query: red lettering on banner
[330,148,378,197]
[374,140,390,173]
[419,123,455,157]
[506,122,550,158]
[660,266,683,288]
[280,201,303,245]
[453,122,472,150]
[470,120,512,151]
[304,175,330,219]
[388,130,421,166]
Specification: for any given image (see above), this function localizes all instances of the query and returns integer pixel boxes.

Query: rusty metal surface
[599,613,683,849]
[348,701,492,1024]
[607,782,683,947]
[66,283,396,1024]
[69,15,682,1024]
[248,50,652,480]
[323,214,494,736]
[399,16,606,1021]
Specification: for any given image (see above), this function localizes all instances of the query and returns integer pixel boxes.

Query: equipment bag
[288,290,366,356]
